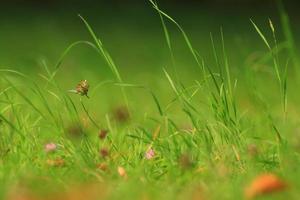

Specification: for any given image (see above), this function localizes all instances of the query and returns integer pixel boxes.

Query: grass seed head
[99,129,108,140]
[179,153,194,170]
[66,125,84,139]
[75,80,90,97]
[112,106,130,123]
[100,148,109,158]
[97,163,108,172]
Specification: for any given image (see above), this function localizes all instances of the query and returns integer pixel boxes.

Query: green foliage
[0,1,299,199]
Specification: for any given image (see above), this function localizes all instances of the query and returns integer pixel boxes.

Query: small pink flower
[145,148,155,160]
[44,143,57,153]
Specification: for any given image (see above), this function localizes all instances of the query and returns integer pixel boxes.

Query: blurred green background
[1,0,298,73]
[0,0,299,115]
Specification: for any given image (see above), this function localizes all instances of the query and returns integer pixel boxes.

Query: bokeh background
[0,0,299,113]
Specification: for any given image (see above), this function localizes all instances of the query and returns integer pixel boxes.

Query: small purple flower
[145,148,155,160]
[44,143,57,153]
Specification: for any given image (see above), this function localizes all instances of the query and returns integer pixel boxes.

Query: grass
[0,1,300,199]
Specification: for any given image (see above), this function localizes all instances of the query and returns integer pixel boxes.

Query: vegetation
[0,1,299,199]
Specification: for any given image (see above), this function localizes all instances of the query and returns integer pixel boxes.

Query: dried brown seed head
[99,130,108,140]
[97,163,108,172]
[112,106,130,123]
[100,148,109,158]
[76,80,89,97]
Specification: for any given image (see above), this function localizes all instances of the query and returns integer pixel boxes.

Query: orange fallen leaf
[117,166,127,179]
[245,173,287,199]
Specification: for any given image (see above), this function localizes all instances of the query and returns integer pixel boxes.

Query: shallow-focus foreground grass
[0,1,300,200]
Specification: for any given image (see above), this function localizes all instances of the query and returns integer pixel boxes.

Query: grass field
[0,1,300,199]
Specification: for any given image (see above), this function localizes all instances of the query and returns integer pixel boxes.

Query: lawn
[0,1,300,199]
